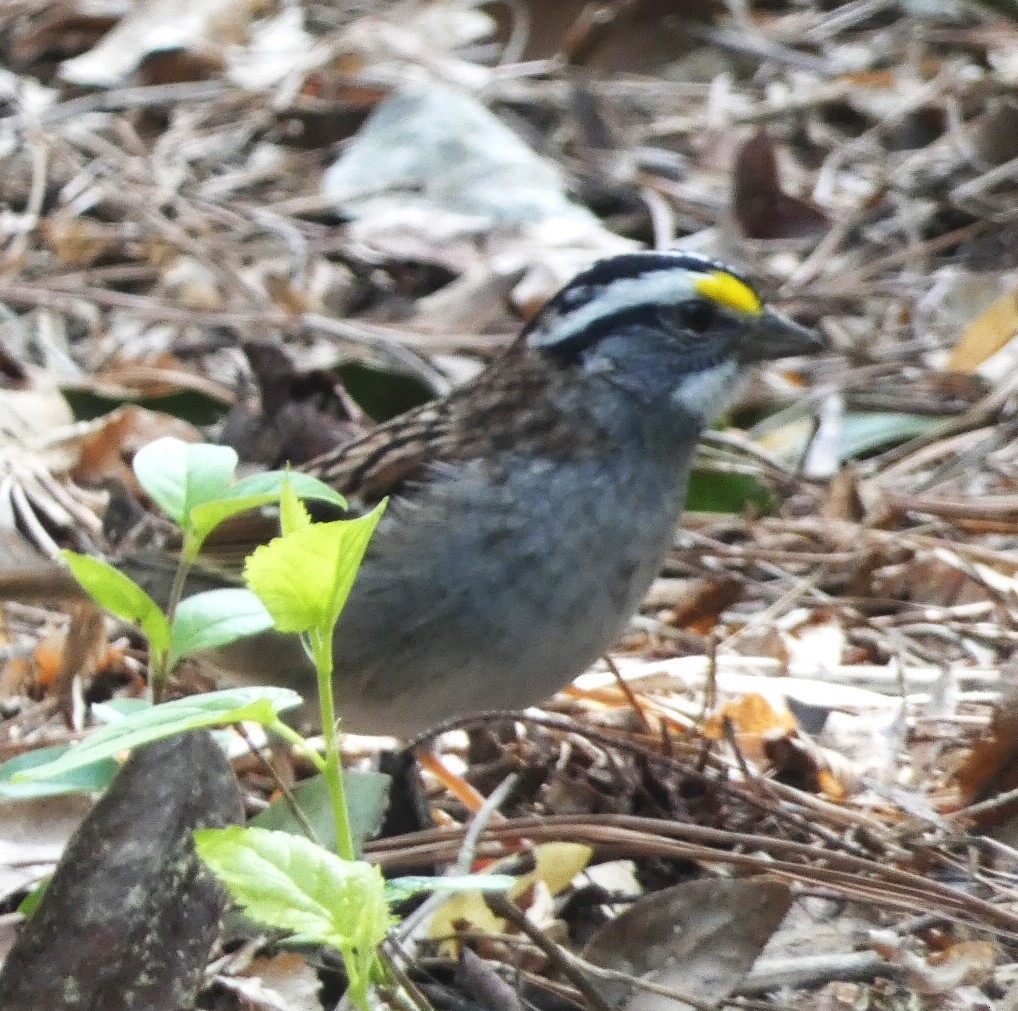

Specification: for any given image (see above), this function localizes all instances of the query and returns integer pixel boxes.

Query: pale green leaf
[14,687,301,781]
[132,437,238,528]
[385,874,515,904]
[227,472,346,512]
[188,493,282,552]
[251,770,390,854]
[169,589,275,667]
[0,746,118,798]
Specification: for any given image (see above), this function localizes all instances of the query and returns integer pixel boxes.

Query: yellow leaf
[426,842,593,955]
[511,842,593,900]
[427,890,504,953]
[947,285,1018,373]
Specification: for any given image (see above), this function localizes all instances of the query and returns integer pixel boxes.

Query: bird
[5,251,821,735]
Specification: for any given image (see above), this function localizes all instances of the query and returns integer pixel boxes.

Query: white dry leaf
[340,8,496,89]
[412,3,496,49]
[59,0,252,87]
[802,392,844,478]
[326,84,633,307]
[819,706,905,786]
[0,389,107,553]
[227,7,320,91]
[160,254,223,311]
[0,388,79,472]
[781,611,845,670]
[0,69,58,122]
[988,44,1018,86]
[323,85,590,226]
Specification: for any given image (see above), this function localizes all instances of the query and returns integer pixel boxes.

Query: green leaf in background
[755,411,946,466]
[685,470,774,514]
[132,437,238,529]
[244,498,386,637]
[194,826,392,1007]
[0,746,119,799]
[14,687,302,782]
[838,412,945,461]
[251,770,391,854]
[17,877,49,918]
[60,551,170,657]
[385,874,515,905]
[168,588,275,667]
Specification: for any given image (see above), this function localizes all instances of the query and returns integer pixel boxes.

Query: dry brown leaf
[583,878,792,1011]
[670,577,742,633]
[702,692,798,762]
[218,953,324,1011]
[733,129,829,240]
[72,406,201,489]
[954,680,1018,818]
[871,934,996,995]
[40,213,121,268]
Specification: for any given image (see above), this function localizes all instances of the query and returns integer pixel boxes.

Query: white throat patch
[670,360,742,421]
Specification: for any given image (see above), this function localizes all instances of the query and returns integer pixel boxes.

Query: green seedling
[194,827,513,1011]
[16,438,511,1011]
[244,483,385,862]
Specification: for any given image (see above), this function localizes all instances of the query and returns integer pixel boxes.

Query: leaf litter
[2,0,1018,1008]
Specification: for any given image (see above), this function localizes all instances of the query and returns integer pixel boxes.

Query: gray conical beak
[738,308,822,363]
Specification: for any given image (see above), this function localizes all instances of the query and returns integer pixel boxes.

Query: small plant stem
[267,720,327,775]
[236,724,322,845]
[150,549,193,704]
[310,629,356,861]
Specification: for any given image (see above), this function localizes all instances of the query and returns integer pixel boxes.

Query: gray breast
[329,444,691,735]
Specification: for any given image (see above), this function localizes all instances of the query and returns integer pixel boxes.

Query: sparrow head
[523,251,821,421]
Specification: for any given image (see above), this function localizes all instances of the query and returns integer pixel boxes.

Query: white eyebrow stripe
[528,268,700,348]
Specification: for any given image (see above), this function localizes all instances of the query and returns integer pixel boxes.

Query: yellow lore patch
[694,271,763,316]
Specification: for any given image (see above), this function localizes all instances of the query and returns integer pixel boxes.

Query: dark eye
[678,300,717,332]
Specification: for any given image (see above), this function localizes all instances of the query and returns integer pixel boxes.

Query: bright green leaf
[169,589,275,667]
[133,438,238,528]
[14,687,302,782]
[279,482,312,537]
[244,503,386,637]
[194,826,391,1003]
[60,551,170,655]
[0,746,119,799]
[17,878,49,918]
[188,473,347,553]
